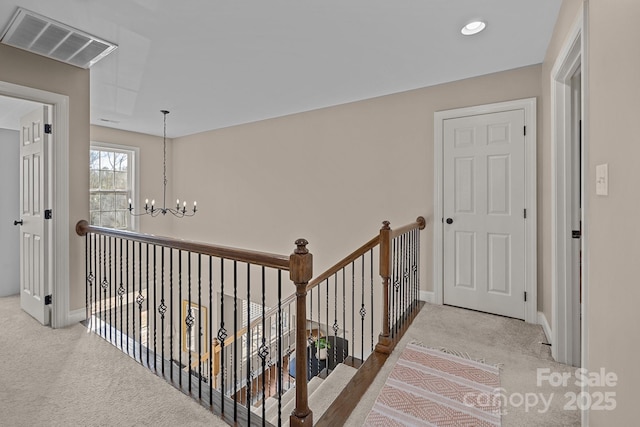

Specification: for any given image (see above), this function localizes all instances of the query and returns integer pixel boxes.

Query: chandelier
[128,110,197,218]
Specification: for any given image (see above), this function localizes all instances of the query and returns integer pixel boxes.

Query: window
[89,144,136,230]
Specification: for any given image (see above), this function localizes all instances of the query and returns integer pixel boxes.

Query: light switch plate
[596,163,608,196]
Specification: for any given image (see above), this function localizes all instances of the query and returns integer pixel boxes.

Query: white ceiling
[0,0,562,138]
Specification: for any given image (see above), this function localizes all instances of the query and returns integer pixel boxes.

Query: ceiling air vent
[0,8,117,69]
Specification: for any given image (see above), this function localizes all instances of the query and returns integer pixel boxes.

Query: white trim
[68,308,86,324]
[0,81,70,329]
[537,311,553,346]
[89,141,140,232]
[550,6,584,367]
[419,290,435,304]
[433,98,537,323]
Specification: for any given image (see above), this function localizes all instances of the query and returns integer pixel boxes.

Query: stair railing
[76,216,425,427]
[289,217,426,426]
[76,219,305,427]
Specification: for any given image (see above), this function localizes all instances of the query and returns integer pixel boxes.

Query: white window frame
[89,141,139,231]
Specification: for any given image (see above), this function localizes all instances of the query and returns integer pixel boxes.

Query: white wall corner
[420,290,435,304]
[68,308,87,325]
[538,311,553,347]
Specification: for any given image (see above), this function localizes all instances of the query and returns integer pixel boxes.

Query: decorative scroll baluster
[178,250,182,387]
[218,258,225,414]
[169,249,174,382]
[187,253,193,395]
[119,239,124,349]
[159,246,167,376]
[259,267,267,424]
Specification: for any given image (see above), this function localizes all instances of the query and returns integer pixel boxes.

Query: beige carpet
[346,303,582,427]
[0,295,228,427]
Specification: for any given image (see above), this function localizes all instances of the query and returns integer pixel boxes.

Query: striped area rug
[365,342,501,426]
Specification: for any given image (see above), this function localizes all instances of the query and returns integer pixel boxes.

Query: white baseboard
[68,308,87,325]
[538,311,553,346]
[420,291,435,304]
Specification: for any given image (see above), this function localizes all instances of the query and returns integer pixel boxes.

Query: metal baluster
[342,267,346,367]
[317,278,321,377]
[351,260,354,363]
[277,270,282,427]
[170,248,174,383]
[232,260,238,421]
[85,234,89,325]
[361,254,365,363]
[119,238,124,350]
[138,241,143,363]
[198,254,202,400]
[209,256,213,408]
[109,236,113,344]
[333,272,338,369]
[86,234,93,330]
[132,242,136,360]
[308,287,313,381]
[188,252,193,395]
[260,266,267,425]
[246,263,251,422]
[392,237,397,336]
[219,258,225,415]
[178,250,182,387]
[146,243,150,367]
[160,246,166,376]
[126,239,130,356]
[93,234,97,332]
[370,248,374,353]
[325,278,328,373]
[153,244,157,371]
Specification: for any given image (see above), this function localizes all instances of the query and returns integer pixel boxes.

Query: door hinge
[523,209,527,219]
[524,126,526,136]
[524,291,528,302]
[572,230,581,239]
[45,209,52,220]
[44,124,52,134]
[45,295,52,305]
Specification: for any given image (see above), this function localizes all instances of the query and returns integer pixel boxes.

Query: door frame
[433,98,538,324]
[550,7,586,368]
[0,81,70,329]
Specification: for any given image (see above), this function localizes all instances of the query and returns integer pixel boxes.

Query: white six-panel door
[19,107,50,325]
[443,110,526,319]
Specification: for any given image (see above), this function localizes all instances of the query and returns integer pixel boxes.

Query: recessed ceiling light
[461,21,486,36]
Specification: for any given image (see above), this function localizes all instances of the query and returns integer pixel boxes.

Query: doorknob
[13,219,23,226]
[446,218,454,225]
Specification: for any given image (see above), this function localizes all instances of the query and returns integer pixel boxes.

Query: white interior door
[443,110,526,319]
[19,106,50,325]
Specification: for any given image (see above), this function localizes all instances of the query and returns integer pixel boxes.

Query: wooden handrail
[75,220,290,270]
[389,216,426,239]
[307,235,380,289]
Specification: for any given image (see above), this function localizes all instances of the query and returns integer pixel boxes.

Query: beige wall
[170,65,542,297]
[90,125,174,235]
[586,0,640,424]
[0,44,90,311]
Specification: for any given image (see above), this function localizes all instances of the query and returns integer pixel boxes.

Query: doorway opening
[551,13,584,368]
[433,98,538,324]
[0,81,70,328]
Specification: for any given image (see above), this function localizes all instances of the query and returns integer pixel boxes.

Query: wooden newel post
[375,221,393,354]
[290,238,313,427]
